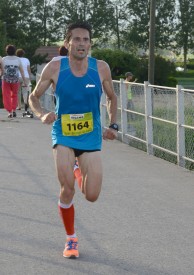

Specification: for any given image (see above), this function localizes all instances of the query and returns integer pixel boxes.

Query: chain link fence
[102,80,194,170]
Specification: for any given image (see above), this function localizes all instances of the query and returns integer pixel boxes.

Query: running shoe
[73,160,79,171]
[63,237,79,258]
[13,111,17,117]
[8,113,12,118]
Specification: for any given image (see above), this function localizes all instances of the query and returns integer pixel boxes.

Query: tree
[92,48,138,78]
[0,21,6,55]
[0,0,21,50]
[28,0,59,46]
[175,0,194,71]
[108,0,129,50]
[53,0,114,46]
[126,0,176,51]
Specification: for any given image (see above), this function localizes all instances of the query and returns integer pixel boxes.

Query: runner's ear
[64,41,69,50]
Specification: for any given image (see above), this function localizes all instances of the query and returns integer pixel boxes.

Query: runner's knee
[85,193,99,202]
[60,185,75,203]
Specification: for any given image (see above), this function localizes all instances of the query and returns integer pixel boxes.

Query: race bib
[61,112,93,136]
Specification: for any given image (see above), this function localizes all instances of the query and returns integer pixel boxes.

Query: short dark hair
[59,46,68,56]
[16,49,25,57]
[125,72,133,78]
[65,21,92,42]
[6,44,16,56]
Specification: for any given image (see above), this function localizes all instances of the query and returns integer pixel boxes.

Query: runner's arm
[98,60,118,140]
[99,60,117,124]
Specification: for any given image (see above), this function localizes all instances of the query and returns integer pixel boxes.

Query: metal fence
[37,72,194,170]
[101,80,194,170]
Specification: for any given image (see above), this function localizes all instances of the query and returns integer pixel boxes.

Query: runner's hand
[103,128,117,140]
[40,112,57,124]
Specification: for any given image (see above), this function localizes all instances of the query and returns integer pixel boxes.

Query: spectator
[16,48,31,112]
[1,45,26,118]
[125,72,137,120]
[52,46,68,61]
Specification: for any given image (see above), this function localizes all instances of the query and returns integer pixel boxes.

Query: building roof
[35,46,60,61]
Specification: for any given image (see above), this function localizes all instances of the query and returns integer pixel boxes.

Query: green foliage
[92,49,176,85]
[167,77,177,87]
[154,56,176,85]
[92,48,138,78]
[135,55,176,85]
[127,0,176,51]
[175,67,194,89]
[186,64,194,70]
[0,0,192,84]
[175,0,194,69]
[0,21,6,55]
[53,0,114,44]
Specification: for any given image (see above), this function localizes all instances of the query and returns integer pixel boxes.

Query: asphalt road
[1,109,194,275]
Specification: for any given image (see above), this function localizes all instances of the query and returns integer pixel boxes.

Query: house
[35,46,60,74]
[35,46,60,61]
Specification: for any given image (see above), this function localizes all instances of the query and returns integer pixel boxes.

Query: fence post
[176,85,185,167]
[144,81,153,155]
[120,78,128,143]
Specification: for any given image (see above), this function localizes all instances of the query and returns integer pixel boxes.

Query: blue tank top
[52,57,103,150]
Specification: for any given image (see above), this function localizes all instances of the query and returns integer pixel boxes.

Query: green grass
[130,107,194,170]
[175,69,194,89]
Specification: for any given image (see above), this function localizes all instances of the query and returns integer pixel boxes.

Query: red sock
[74,168,82,189]
[58,204,75,235]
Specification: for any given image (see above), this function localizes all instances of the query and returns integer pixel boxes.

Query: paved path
[0,109,194,275]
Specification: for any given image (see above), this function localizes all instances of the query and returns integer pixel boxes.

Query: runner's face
[67,28,91,60]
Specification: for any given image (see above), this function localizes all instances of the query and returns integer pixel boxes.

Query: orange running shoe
[63,238,79,258]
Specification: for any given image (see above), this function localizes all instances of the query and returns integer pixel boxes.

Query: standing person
[16,48,31,113]
[29,21,118,259]
[1,45,27,118]
[125,72,137,120]
[52,46,68,62]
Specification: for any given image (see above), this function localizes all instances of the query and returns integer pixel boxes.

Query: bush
[137,55,176,85]
[167,76,177,87]
[92,49,138,79]
[92,49,176,85]
[186,64,194,70]
[154,56,176,86]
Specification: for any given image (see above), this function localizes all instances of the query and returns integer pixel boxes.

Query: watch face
[110,123,118,131]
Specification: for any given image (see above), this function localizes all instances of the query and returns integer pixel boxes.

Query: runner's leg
[53,145,79,258]
[53,145,76,236]
[78,151,103,202]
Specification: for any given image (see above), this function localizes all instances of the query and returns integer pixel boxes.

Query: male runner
[29,21,118,258]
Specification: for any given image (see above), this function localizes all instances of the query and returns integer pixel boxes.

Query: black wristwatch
[109,123,119,131]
